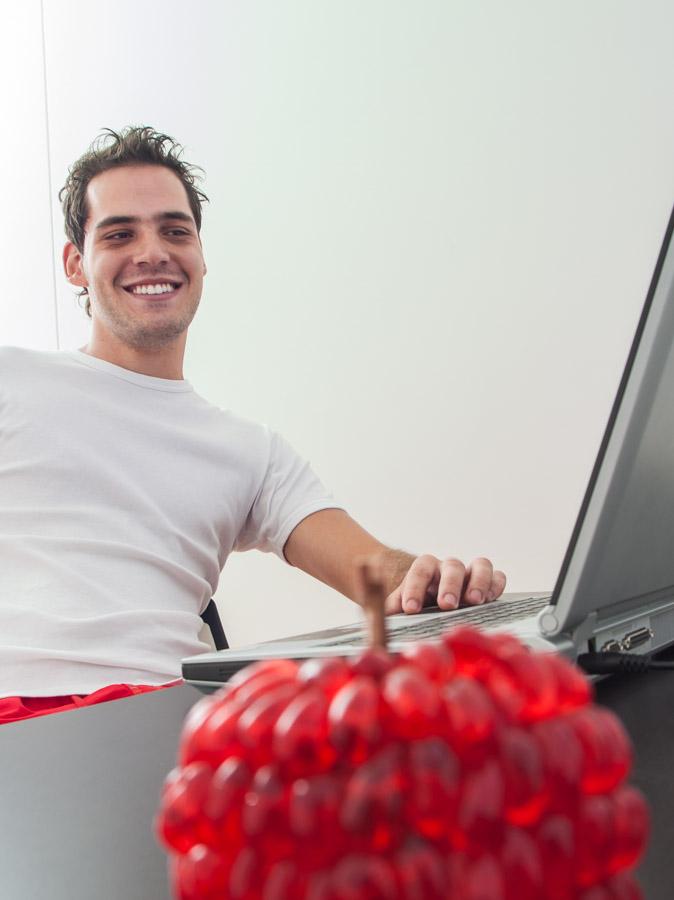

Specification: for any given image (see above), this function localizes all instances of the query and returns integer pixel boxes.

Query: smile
[123,282,182,297]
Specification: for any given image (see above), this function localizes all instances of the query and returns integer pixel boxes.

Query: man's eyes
[105,229,191,240]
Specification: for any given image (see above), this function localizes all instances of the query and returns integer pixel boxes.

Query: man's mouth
[122,281,183,298]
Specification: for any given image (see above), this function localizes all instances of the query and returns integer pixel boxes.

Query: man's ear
[63,242,88,288]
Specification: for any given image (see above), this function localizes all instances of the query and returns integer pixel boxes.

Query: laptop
[183,204,674,689]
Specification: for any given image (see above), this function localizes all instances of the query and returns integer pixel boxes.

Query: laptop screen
[547,205,674,635]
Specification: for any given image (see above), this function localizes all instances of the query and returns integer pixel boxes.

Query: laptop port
[600,638,623,652]
[621,626,653,651]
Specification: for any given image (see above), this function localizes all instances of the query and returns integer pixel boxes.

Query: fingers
[385,587,404,616]
[460,556,494,606]
[385,554,507,617]
[438,557,506,608]
[487,569,507,602]
[436,558,467,610]
[399,554,440,614]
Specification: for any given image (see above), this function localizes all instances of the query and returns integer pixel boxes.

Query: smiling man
[0,126,505,723]
[64,153,207,377]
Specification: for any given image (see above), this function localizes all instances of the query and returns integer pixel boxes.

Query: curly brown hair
[59,125,209,318]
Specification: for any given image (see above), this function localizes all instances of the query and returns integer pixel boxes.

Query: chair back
[200,599,229,651]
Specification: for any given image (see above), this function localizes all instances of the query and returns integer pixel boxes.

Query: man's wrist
[376,547,417,598]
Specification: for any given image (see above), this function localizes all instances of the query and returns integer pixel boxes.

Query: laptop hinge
[568,612,597,654]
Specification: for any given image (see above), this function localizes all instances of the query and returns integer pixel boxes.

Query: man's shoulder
[189,398,293,464]
[0,346,78,388]
[196,399,272,446]
[0,345,65,365]
[0,345,32,361]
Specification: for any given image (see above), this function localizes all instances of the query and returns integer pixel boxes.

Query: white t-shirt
[0,346,342,698]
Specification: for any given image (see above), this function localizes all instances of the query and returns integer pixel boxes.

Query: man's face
[67,164,207,351]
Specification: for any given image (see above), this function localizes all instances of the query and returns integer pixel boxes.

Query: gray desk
[595,669,674,900]
[0,684,202,900]
[0,676,670,900]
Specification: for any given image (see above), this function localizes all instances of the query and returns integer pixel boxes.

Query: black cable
[577,651,674,675]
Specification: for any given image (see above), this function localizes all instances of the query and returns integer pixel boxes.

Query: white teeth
[130,283,176,295]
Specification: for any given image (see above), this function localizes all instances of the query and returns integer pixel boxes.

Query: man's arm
[283,508,506,615]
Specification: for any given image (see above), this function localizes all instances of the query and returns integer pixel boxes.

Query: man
[0,126,505,723]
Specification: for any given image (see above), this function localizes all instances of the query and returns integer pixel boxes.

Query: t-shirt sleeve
[233,428,344,560]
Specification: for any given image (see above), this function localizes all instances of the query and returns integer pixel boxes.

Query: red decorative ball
[155,628,649,899]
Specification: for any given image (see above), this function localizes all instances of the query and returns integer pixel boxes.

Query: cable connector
[577,651,653,675]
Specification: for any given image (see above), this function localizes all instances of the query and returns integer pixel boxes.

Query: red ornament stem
[355,555,388,651]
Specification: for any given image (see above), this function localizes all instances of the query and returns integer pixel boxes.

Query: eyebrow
[94,211,194,231]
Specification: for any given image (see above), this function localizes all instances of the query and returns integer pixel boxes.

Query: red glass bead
[443,676,497,760]
[340,744,407,853]
[536,815,576,900]
[545,651,593,711]
[272,687,335,776]
[178,695,220,766]
[394,838,446,899]
[602,872,644,900]
[577,885,612,900]
[241,764,293,859]
[230,667,298,709]
[500,827,544,900]
[328,676,383,763]
[305,869,334,900]
[228,846,262,900]
[483,651,557,724]
[489,632,525,661]
[227,657,299,692]
[498,726,547,826]
[456,853,505,900]
[606,785,650,874]
[236,682,300,764]
[575,794,615,887]
[328,853,399,900]
[156,761,214,854]
[405,737,460,843]
[173,844,230,900]
[262,860,304,900]
[288,773,345,868]
[382,665,444,739]
[455,759,505,850]
[349,647,396,680]
[297,657,352,697]
[568,707,632,795]
[180,698,245,769]
[202,755,251,850]
[442,627,496,677]
[399,641,455,682]
[531,717,584,814]
[577,878,644,900]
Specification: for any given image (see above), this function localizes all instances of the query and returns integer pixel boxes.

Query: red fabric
[0,679,184,725]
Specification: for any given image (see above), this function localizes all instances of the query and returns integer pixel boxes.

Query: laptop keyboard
[318,595,551,648]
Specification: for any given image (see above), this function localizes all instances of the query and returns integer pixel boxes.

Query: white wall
[4,1,674,646]
[0,0,56,349]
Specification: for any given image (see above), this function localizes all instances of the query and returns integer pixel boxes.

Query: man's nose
[132,231,171,266]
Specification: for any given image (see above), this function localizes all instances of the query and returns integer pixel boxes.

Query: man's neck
[80,334,187,380]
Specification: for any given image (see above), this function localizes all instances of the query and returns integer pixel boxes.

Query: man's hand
[384,554,507,615]
[283,509,506,617]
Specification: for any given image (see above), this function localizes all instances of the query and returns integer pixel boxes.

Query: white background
[3,1,674,646]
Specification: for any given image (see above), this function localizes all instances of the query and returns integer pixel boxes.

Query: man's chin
[121,324,189,351]
[99,316,190,352]
[100,308,197,349]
